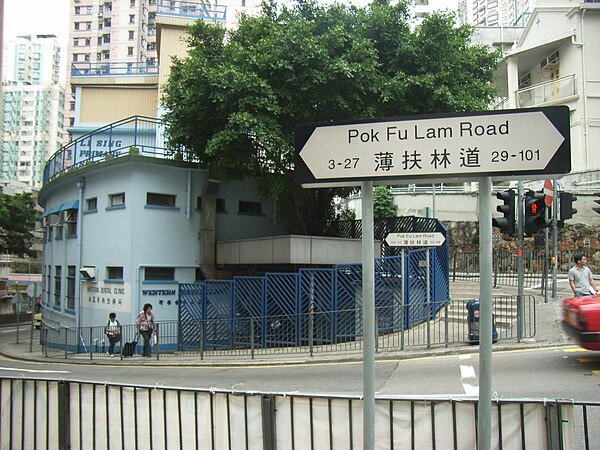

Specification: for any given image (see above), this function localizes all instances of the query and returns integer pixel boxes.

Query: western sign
[294,106,570,186]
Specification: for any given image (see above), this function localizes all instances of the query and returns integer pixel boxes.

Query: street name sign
[294,106,570,187]
[386,232,446,247]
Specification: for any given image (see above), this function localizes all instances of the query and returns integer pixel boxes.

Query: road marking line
[576,357,600,363]
[593,370,600,376]
[0,367,71,374]
[458,354,478,395]
[563,347,589,353]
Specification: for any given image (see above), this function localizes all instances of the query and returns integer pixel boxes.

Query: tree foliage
[0,193,37,257]
[373,186,398,218]
[161,0,500,235]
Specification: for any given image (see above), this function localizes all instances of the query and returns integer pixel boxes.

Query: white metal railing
[517,74,576,108]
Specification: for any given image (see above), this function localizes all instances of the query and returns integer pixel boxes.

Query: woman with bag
[136,303,155,357]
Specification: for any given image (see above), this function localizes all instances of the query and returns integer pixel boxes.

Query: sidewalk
[0,294,571,367]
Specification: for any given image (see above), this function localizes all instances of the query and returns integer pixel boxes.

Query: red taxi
[563,294,600,350]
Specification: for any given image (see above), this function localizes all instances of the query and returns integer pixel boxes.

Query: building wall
[78,86,158,123]
[38,157,286,328]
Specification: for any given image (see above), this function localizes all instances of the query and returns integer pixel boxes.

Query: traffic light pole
[517,181,524,342]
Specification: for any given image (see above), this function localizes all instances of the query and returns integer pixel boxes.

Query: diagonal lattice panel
[178,283,205,351]
[299,268,336,344]
[233,276,266,347]
[204,280,233,349]
[336,264,363,339]
[375,256,406,332]
[265,273,299,346]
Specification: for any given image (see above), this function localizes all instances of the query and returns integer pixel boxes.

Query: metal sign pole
[517,181,524,342]
[478,176,493,450]
[361,180,375,450]
[552,180,558,301]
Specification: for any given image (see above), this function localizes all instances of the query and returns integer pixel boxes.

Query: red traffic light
[530,203,538,214]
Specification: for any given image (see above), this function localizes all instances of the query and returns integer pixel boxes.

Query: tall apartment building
[1,35,65,188]
[458,0,537,26]
[64,0,159,130]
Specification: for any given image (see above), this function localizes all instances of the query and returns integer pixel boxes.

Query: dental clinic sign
[82,281,130,312]
[294,106,571,186]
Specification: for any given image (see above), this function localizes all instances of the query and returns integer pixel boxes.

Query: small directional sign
[294,106,570,186]
[386,232,446,247]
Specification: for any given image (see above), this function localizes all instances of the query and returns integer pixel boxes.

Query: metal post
[200,320,205,360]
[478,177,493,450]
[89,327,93,360]
[361,181,376,450]
[309,308,314,357]
[58,381,71,450]
[552,180,558,301]
[426,248,431,349]
[16,295,20,344]
[401,249,406,351]
[65,328,69,359]
[250,318,255,360]
[29,286,35,352]
[517,181,524,342]
[544,208,549,303]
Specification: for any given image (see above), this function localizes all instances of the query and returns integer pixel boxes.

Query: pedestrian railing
[40,296,535,360]
[1,377,597,449]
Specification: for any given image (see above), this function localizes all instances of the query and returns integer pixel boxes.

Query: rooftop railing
[156,0,226,22]
[43,116,195,184]
[71,62,159,77]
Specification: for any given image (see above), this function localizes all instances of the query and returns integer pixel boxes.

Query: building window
[128,30,134,40]
[130,0,136,7]
[86,22,92,30]
[108,193,125,208]
[144,267,175,282]
[147,193,176,207]
[86,197,97,212]
[46,265,51,304]
[70,101,76,111]
[54,266,62,307]
[84,54,90,62]
[239,201,263,216]
[66,266,76,310]
[216,198,227,213]
[127,47,134,56]
[75,6,81,14]
[85,38,91,46]
[104,18,111,27]
[73,38,79,46]
[106,266,124,281]
[64,209,78,237]
[129,14,135,23]
[86,6,93,14]
[74,22,80,30]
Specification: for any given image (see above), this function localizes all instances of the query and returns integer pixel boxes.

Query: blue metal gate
[178,249,450,350]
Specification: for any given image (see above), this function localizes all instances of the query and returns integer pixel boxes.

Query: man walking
[569,255,598,297]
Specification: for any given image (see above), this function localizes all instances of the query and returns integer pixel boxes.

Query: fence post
[426,249,431,350]
[261,395,277,450]
[64,328,68,359]
[58,380,71,450]
[200,320,204,361]
[90,327,93,360]
[517,294,522,343]
[250,318,255,360]
[401,249,406,351]
[375,308,379,354]
[444,303,449,348]
[309,308,314,357]
[493,255,498,288]
[155,323,159,361]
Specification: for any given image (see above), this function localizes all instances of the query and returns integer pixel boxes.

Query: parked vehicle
[562,295,600,350]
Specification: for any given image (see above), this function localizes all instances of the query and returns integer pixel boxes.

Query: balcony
[516,74,576,108]
[71,62,159,77]
[156,0,226,22]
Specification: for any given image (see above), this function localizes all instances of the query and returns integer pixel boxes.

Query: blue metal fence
[179,249,450,350]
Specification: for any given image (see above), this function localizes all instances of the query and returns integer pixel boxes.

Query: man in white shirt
[568,255,598,297]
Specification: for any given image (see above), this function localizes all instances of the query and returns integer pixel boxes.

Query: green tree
[373,186,397,218]
[0,193,37,257]
[162,0,499,235]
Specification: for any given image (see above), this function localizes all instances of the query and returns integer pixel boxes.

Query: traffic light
[524,190,549,236]
[559,192,577,221]
[594,193,600,215]
[492,189,516,235]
